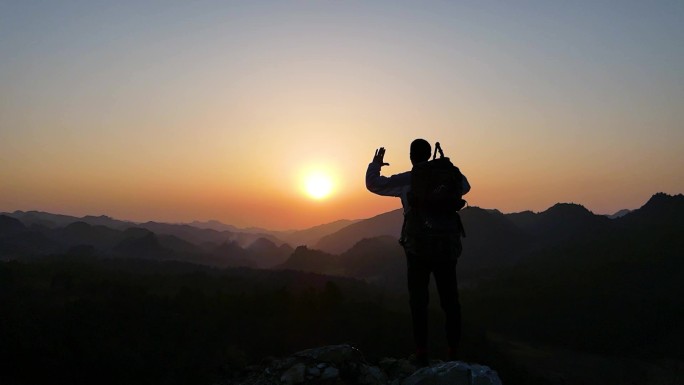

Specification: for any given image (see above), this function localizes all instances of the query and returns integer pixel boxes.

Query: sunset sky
[1,1,683,230]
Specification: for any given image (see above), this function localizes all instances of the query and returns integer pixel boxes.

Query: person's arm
[366,163,410,197]
[365,147,410,197]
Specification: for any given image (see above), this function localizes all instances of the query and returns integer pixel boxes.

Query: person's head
[410,139,431,165]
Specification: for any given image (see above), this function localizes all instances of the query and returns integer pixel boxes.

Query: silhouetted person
[366,139,470,366]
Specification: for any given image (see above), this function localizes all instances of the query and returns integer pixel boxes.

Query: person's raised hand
[372,147,389,167]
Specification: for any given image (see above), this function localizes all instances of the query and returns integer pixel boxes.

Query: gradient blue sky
[1,1,683,229]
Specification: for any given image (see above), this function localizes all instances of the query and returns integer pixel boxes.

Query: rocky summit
[221,344,501,385]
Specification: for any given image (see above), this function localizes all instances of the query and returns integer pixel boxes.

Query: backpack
[404,142,466,238]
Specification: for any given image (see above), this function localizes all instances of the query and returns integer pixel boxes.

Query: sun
[304,173,333,200]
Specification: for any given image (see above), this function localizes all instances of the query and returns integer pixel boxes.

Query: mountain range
[2,192,682,286]
[3,192,681,385]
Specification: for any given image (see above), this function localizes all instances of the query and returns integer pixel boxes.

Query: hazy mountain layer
[2,192,682,281]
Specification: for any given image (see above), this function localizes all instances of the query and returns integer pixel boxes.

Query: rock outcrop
[222,344,501,385]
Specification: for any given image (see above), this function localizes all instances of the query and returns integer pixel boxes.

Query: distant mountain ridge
[2,210,359,250]
[189,218,360,247]
[274,192,684,286]
[315,209,403,254]
[316,193,683,254]
[7,210,134,229]
[607,209,631,219]
[2,193,682,283]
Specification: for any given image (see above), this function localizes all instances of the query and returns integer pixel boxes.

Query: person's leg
[432,237,462,359]
[406,250,431,362]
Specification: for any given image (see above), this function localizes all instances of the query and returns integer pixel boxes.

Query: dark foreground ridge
[223,344,501,385]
